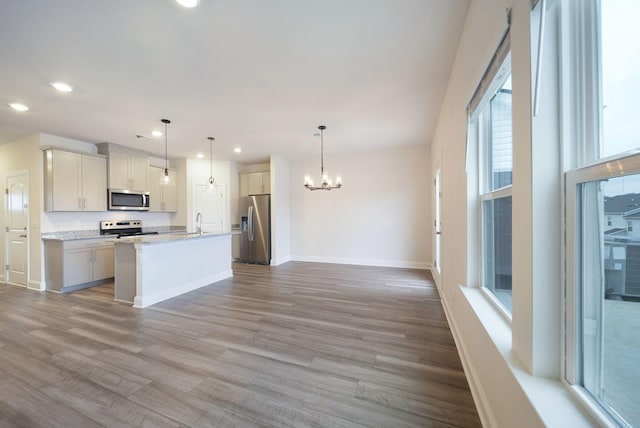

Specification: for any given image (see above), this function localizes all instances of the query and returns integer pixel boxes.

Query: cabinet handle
[79,198,82,209]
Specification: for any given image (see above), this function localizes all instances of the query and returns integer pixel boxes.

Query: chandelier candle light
[160,119,174,186]
[304,125,342,191]
[207,137,216,191]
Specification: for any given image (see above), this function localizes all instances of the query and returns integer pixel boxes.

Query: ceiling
[0,0,469,164]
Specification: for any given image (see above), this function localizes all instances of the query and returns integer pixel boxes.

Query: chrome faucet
[195,212,202,235]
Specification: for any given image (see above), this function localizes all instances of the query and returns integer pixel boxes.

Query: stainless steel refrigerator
[238,194,271,264]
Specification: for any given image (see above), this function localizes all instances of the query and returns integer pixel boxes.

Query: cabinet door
[262,172,271,194]
[129,155,149,191]
[51,150,82,211]
[147,166,163,212]
[109,152,130,189]
[162,169,177,212]
[93,245,114,280]
[239,173,249,197]
[63,248,93,286]
[247,172,263,195]
[82,155,107,211]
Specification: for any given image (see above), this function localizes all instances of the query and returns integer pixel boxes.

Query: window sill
[448,285,597,427]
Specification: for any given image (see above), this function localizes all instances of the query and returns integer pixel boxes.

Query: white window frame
[466,26,512,311]
[565,152,640,428]
[562,1,640,424]
[476,64,513,316]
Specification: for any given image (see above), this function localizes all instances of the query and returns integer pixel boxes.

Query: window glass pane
[601,1,640,157]
[488,75,512,191]
[580,174,640,427]
[483,196,512,311]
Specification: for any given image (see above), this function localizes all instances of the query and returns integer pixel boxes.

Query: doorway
[5,171,29,287]
[435,169,442,276]
[193,184,226,233]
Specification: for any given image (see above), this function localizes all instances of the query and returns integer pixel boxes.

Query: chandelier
[304,125,342,191]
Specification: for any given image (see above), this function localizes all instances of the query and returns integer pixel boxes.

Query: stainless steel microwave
[108,189,150,211]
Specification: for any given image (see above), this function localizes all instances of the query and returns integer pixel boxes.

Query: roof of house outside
[604,193,640,214]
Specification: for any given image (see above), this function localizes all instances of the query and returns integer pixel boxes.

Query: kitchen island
[113,232,232,308]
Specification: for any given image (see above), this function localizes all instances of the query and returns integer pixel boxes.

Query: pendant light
[304,125,342,191]
[207,137,216,191]
[160,119,174,186]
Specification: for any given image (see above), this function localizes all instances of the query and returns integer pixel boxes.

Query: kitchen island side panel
[114,242,137,303]
[114,234,232,308]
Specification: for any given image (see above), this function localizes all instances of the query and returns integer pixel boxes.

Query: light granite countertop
[41,226,187,241]
[114,231,231,246]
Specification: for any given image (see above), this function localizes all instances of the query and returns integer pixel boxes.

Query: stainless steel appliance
[100,220,158,238]
[237,194,271,264]
[108,189,150,211]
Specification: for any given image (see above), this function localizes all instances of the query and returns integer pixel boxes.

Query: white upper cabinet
[44,149,107,212]
[108,151,149,191]
[239,171,270,196]
[148,166,177,212]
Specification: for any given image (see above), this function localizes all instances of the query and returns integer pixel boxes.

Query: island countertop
[115,231,231,246]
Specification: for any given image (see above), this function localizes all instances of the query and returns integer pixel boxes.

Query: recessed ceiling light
[151,130,163,137]
[9,102,29,112]
[234,147,242,153]
[196,153,204,158]
[50,81,73,92]
[176,0,199,7]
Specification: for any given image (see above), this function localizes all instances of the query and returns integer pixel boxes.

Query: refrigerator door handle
[248,205,254,241]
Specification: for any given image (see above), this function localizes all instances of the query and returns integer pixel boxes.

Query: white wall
[290,144,430,268]
[0,134,43,289]
[270,155,291,265]
[431,0,593,426]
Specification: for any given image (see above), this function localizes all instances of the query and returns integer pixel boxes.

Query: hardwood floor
[0,262,480,427]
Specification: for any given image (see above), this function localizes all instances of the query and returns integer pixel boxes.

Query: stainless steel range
[100,220,159,238]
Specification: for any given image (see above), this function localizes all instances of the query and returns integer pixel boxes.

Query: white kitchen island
[113,232,232,308]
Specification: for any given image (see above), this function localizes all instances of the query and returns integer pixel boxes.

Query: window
[468,31,513,313]
[564,1,640,426]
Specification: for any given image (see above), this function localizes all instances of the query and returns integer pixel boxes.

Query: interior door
[193,184,225,233]
[435,169,442,274]
[6,173,29,286]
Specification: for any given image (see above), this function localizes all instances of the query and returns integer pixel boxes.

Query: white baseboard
[271,255,292,266]
[134,269,233,309]
[441,289,496,428]
[291,255,430,270]
[28,280,45,291]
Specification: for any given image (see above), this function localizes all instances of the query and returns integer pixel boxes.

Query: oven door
[108,189,150,211]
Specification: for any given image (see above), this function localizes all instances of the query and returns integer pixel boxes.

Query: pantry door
[193,184,226,233]
[5,172,29,286]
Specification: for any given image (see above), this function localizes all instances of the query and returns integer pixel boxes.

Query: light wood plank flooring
[0,261,480,427]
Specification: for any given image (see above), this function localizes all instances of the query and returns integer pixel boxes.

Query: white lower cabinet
[45,239,115,292]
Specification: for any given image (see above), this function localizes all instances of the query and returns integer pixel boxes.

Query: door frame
[4,169,30,287]
[191,183,227,233]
